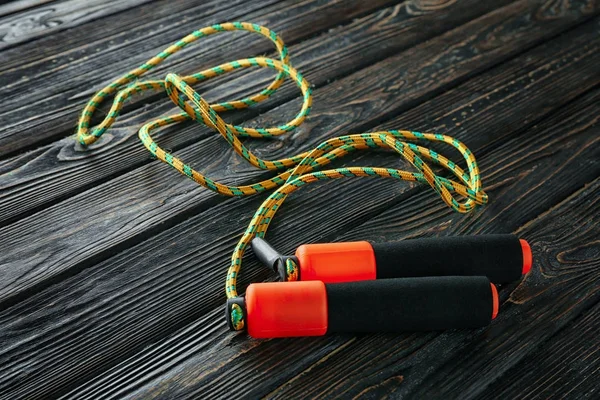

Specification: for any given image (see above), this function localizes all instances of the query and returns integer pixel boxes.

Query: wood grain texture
[1,16,598,400]
[0,0,514,227]
[0,0,154,50]
[3,0,597,308]
[0,0,279,153]
[476,301,600,399]
[264,87,600,400]
[0,0,55,19]
[0,0,242,70]
[1,1,599,399]
[1,0,551,304]
[72,76,600,400]
[1,0,598,308]
[0,0,398,157]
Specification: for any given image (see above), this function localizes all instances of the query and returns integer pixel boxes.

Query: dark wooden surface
[0,0,598,398]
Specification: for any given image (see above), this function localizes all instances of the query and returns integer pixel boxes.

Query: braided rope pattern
[230,303,245,331]
[285,258,300,282]
[76,22,488,331]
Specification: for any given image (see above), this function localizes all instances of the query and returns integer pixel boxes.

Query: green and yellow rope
[76,22,488,331]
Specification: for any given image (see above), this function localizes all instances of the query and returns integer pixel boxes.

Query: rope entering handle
[75,22,488,331]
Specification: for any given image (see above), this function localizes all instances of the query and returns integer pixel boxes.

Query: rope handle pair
[76,22,488,331]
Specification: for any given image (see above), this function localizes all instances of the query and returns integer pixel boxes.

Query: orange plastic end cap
[520,239,532,275]
[295,241,377,283]
[245,281,328,338]
[490,283,499,320]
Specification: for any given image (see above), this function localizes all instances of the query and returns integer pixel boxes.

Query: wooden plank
[0,0,154,50]
[0,0,279,153]
[0,0,399,157]
[476,302,600,399]
[53,83,600,400]
[0,0,535,297]
[1,19,599,400]
[0,0,241,71]
[0,1,597,306]
[0,0,54,19]
[0,0,513,223]
[362,182,600,400]
[263,95,600,400]
[78,81,600,400]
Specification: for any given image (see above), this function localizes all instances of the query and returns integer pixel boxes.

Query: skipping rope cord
[76,22,488,331]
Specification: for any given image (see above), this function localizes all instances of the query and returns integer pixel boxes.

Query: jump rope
[77,22,532,338]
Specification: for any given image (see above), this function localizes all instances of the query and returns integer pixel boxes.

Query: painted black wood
[2,0,596,309]
[0,0,398,157]
[0,0,598,399]
[0,0,154,50]
[54,69,600,400]
[0,0,512,226]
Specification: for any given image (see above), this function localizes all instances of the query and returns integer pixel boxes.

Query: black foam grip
[326,276,493,333]
[372,235,523,284]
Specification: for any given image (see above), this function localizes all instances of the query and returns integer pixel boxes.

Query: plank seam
[266,178,600,400]
[1,2,594,310]
[312,79,600,246]
[0,0,406,160]
[0,0,515,224]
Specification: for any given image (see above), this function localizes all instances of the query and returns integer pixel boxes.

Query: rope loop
[76,22,489,330]
[77,22,291,146]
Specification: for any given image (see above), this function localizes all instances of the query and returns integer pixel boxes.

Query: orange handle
[295,241,376,283]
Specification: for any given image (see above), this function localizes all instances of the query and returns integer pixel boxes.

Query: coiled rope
[76,22,488,331]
